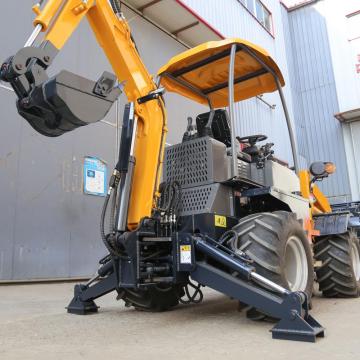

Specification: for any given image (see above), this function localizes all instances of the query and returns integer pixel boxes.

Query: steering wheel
[237,134,267,146]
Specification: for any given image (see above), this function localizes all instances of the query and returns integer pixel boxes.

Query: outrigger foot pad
[271,313,325,342]
[66,284,99,315]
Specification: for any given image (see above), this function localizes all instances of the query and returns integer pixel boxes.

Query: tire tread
[314,231,360,298]
[231,211,314,320]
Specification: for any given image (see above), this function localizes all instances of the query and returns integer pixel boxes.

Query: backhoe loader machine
[3,0,359,343]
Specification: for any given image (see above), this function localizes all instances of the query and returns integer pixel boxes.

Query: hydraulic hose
[110,0,122,14]
[157,181,182,215]
[100,175,125,256]
[100,192,113,254]
[109,1,141,69]
[109,185,118,232]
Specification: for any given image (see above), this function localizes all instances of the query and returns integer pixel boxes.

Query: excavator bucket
[16,70,121,137]
[0,45,121,137]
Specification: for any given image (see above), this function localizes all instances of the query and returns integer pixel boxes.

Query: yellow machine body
[299,170,332,215]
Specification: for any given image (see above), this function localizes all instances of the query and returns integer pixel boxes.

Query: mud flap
[313,211,350,236]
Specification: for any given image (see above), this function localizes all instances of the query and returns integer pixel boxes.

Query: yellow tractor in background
[1,0,359,342]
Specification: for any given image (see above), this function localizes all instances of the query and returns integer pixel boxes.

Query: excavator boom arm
[0,0,167,229]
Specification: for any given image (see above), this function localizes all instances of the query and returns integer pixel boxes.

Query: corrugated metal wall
[282,4,351,201]
[0,1,204,280]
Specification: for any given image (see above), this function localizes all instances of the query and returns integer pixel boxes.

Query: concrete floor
[0,283,359,360]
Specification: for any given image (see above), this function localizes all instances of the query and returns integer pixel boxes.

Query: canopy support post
[274,78,299,173]
[241,45,300,173]
[228,44,238,178]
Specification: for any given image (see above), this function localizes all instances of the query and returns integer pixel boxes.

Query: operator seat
[195,110,251,163]
[196,109,232,147]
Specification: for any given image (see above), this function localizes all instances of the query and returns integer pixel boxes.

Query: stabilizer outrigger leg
[193,237,325,342]
[67,261,117,315]
[67,284,99,315]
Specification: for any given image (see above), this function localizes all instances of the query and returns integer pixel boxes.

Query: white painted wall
[314,1,360,201]
[342,122,360,200]
[316,0,360,113]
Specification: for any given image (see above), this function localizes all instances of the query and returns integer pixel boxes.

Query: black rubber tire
[314,231,360,298]
[120,285,183,312]
[231,211,314,320]
[232,211,314,297]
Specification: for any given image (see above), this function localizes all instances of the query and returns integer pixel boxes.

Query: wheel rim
[351,243,360,281]
[284,235,308,291]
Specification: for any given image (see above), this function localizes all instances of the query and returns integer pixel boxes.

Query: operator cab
[158,38,299,174]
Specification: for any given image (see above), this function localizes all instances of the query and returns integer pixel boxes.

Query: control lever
[182,117,197,142]
[256,142,274,168]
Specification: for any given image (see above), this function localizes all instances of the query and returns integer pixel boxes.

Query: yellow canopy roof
[158,38,285,108]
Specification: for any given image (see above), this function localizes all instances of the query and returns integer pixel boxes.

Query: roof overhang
[122,0,224,48]
[281,0,319,11]
[335,108,360,123]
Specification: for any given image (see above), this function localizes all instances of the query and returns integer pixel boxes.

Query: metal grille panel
[164,137,213,188]
[238,159,250,179]
[178,183,232,217]
[180,185,213,215]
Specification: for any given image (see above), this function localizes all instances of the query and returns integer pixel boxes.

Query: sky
[282,0,359,13]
